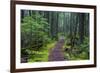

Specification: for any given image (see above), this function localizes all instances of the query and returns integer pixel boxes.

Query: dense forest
[21,10,90,63]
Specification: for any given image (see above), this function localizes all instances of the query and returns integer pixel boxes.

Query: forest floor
[48,39,65,61]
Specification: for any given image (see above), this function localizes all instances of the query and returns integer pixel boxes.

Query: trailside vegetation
[21,10,89,63]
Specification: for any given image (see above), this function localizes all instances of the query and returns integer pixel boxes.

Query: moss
[28,41,56,62]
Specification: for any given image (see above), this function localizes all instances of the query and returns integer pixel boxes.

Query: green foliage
[21,12,50,49]
[78,37,89,59]
[64,36,89,60]
[21,10,90,62]
[21,48,29,57]
[21,12,57,62]
[27,41,56,62]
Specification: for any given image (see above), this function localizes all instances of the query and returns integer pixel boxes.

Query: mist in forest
[20,10,89,63]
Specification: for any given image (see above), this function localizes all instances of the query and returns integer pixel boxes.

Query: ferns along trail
[21,10,89,63]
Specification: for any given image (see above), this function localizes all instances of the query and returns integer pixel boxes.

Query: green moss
[28,41,56,63]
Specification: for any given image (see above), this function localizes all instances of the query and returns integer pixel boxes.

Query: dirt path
[48,39,65,61]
